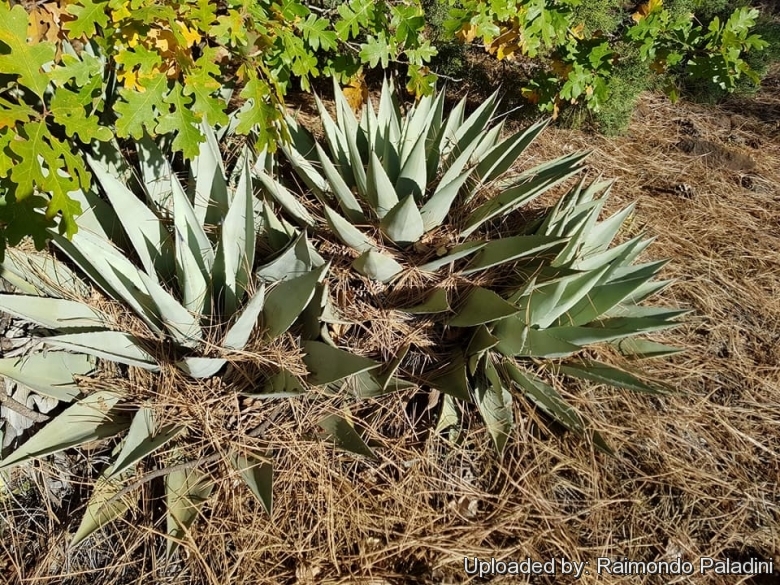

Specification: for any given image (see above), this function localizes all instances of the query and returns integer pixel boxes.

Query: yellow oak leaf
[632,0,663,22]
[456,23,477,44]
[111,4,132,23]
[343,75,368,113]
[570,23,585,40]
[177,22,201,46]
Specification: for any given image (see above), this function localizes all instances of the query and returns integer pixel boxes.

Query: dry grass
[2,78,780,584]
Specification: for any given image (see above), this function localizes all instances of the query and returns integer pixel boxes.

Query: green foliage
[0,0,437,258]
[435,0,768,130]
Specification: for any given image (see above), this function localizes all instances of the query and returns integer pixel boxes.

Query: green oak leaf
[0,3,56,97]
[65,0,110,38]
[183,48,229,126]
[50,53,104,87]
[156,83,203,158]
[7,122,84,237]
[115,75,169,139]
[298,14,337,51]
[236,77,283,147]
[50,87,112,143]
[360,34,393,68]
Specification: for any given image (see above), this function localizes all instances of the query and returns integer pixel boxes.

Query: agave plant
[0,124,330,550]
[256,78,585,283]
[437,178,685,452]
[264,79,683,453]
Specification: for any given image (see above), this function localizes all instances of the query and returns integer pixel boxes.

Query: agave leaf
[426,356,470,402]
[0,295,108,331]
[474,358,513,454]
[314,143,365,223]
[352,249,404,283]
[418,168,475,231]
[257,199,296,252]
[423,90,446,179]
[175,357,226,378]
[581,203,634,257]
[493,320,581,358]
[380,195,425,245]
[377,78,401,145]
[222,284,265,350]
[448,287,520,327]
[400,288,449,314]
[400,94,432,161]
[52,231,164,335]
[466,325,500,358]
[461,236,566,275]
[518,266,609,329]
[504,363,583,435]
[558,275,656,327]
[255,171,316,227]
[136,134,174,212]
[256,231,319,281]
[137,273,202,349]
[165,467,214,556]
[215,157,255,315]
[231,452,273,514]
[475,119,550,184]
[0,352,94,402]
[348,369,416,398]
[248,369,306,398]
[193,121,229,226]
[0,391,128,470]
[171,178,211,314]
[435,393,461,438]
[70,187,125,245]
[417,241,486,273]
[470,122,505,166]
[549,311,687,346]
[111,408,183,478]
[505,362,612,454]
[319,414,376,459]
[322,205,376,254]
[574,236,650,272]
[71,467,136,547]
[280,142,329,197]
[462,152,587,237]
[396,131,427,200]
[0,249,88,298]
[45,331,160,371]
[611,338,682,360]
[373,343,410,391]
[284,115,319,162]
[303,341,380,385]
[263,264,327,338]
[87,155,173,280]
[344,123,367,198]
[557,360,667,394]
[171,172,213,268]
[453,89,500,156]
[438,96,466,161]
[315,94,351,183]
[366,151,399,218]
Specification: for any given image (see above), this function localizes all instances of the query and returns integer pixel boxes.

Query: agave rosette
[435,178,686,452]
[263,79,684,453]
[257,78,585,284]
[0,123,331,550]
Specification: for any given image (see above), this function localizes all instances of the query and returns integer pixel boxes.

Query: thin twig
[0,394,50,424]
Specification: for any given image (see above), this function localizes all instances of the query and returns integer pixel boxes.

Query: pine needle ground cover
[1,75,779,585]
